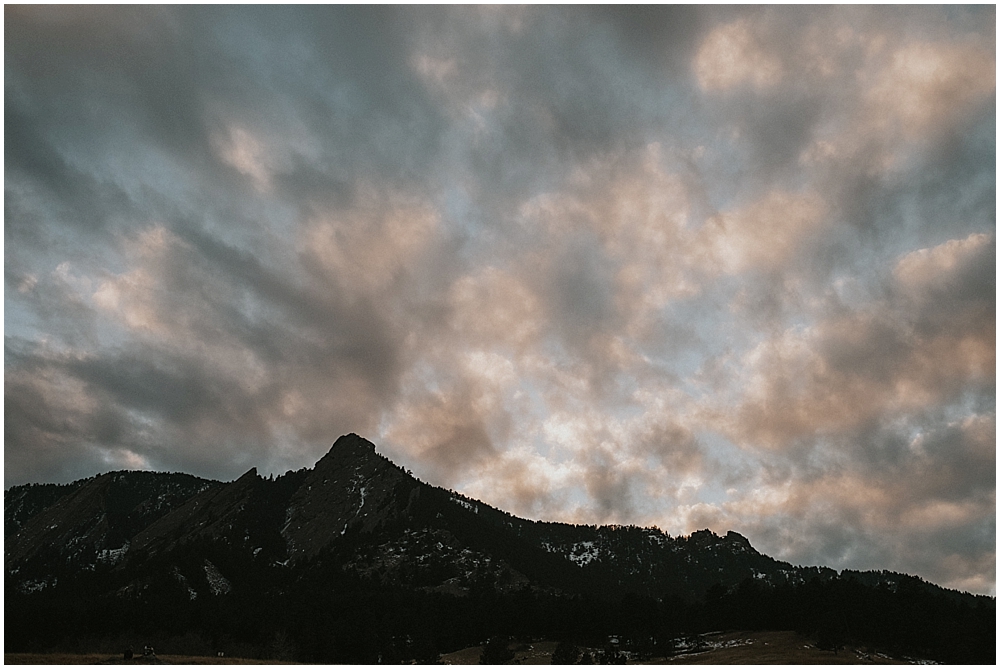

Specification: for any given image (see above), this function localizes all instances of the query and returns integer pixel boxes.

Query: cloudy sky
[5,6,995,594]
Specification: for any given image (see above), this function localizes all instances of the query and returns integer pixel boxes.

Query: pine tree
[480,635,514,664]
[552,641,580,664]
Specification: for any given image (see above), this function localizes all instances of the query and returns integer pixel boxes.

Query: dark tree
[815,611,847,655]
[552,640,581,664]
[412,633,440,665]
[480,635,514,664]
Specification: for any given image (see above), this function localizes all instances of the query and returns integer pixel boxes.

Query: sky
[4,6,995,595]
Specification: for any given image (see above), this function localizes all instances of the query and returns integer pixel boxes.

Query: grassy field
[440,640,562,665]
[7,632,924,665]
[3,654,291,665]
[440,631,917,665]
[652,631,911,664]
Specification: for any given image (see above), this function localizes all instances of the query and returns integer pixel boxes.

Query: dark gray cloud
[4,6,994,594]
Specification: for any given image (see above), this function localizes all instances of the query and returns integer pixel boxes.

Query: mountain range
[5,434,994,663]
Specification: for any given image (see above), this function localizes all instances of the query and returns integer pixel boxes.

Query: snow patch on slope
[568,541,600,566]
[19,577,57,593]
[172,566,197,600]
[203,559,232,595]
[97,542,130,566]
[451,495,479,514]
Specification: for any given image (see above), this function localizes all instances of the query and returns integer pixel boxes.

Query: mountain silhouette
[5,434,994,663]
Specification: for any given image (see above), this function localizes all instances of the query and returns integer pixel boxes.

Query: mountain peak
[282,433,416,560]
[334,432,373,449]
[314,433,379,467]
[725,530,750,546]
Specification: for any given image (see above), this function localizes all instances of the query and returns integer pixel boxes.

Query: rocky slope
[6,470,210,569]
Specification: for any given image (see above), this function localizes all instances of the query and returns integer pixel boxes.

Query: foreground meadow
[4,654,290,665]
[439,631,915,664]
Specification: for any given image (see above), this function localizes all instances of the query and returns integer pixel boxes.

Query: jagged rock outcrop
[131,467,261,555]
[282,433,416,560]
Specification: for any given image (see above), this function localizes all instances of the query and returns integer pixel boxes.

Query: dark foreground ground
[439,631,922,665]
[4,631,935,665]
[3,654,290,665]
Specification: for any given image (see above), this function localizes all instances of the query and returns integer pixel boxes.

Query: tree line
[6,552,993,664]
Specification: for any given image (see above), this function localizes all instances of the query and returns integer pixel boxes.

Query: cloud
[384,386,498,488]
[300,185,441,300]
[714,233,993,451]
[447,267,545,352]
[696,190,826,275]
[694,19,783,92]
[863,40,995,143]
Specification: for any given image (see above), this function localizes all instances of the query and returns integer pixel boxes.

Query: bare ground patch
[4,654,292,665]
